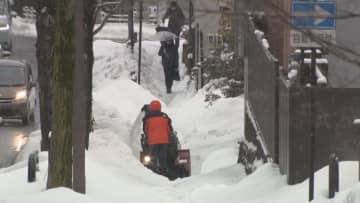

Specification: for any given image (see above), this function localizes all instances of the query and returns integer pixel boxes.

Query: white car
[0,0,13,51]
[0,60,36,125]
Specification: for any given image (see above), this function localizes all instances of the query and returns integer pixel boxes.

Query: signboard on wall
[290,1,336,48]
[290,29,336,48]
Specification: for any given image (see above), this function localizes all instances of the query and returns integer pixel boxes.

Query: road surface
[0,35,39,168]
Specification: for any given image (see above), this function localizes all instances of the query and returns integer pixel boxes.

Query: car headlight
[0,24,10,31]
[15,90,27,101]
[14,134,28,152]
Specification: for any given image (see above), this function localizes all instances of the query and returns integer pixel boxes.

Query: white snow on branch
[262,38,270,50]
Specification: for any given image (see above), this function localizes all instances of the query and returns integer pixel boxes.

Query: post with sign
[290,1,336,201]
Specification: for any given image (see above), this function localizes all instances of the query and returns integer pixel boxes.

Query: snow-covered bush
[201,47,243,88]
[203,78,244,105]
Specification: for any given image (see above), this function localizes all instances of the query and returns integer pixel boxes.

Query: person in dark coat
[162,1,185,76]
[158,40,179,93]
[143,100,174,175]
[163,1,186,47]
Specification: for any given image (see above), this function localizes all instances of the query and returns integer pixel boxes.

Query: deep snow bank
[168,87,244,175]
[93,40,139,87]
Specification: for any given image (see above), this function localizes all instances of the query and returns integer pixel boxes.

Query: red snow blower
[140,133,191,180]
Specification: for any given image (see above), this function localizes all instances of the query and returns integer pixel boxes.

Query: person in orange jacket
[143,100,173,174]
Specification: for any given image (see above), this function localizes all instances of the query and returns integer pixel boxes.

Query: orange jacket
[143,111,172,145]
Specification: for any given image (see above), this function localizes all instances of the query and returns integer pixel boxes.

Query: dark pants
[175,38,180,49]
[149,144,169,174]
[175,38,180,69]
[163,66,174,92]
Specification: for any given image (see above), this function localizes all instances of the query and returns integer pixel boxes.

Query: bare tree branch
[93,0,128,36]
[93,4,122,35]
[93,0,125,23]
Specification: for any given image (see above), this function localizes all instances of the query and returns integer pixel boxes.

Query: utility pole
[138,0,143,84]
[128,0,134,53]
[73,0,87,193]
[189,0,195,68]
[233,0,240,59]
[156,0,160,18]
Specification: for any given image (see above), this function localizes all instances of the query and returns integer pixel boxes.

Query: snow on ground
[93,40,138,88]
[12,17,37,37]
[168,89,244,175]
[95,22,157,41]
[5,22,360,203]
[12,17,158,42]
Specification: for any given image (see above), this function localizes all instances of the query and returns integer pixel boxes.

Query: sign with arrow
[290,1,336,48]
[292,1,336,29]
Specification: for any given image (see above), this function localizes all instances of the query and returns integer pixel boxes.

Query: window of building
[208,33,223,49]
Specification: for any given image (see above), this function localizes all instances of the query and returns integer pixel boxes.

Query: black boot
[167,88,172,94]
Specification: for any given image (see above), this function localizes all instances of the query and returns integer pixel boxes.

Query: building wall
[193,0,221,57]
[255,0,360,87]
[328,0,360,87]
[247,0,290,68]
[265,0,290,69]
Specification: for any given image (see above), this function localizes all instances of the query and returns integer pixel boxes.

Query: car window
[0,0,7,15]
[0,66,26,86]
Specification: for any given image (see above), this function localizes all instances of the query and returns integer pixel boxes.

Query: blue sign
[292,1,336,29]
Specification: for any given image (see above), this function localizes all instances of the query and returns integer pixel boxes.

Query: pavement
[0,35,39,168]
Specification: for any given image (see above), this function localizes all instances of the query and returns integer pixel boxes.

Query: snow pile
[200,148,239,174]
[168,87,244,175]
[254,29,264,40]
[95,22,157,41]
[288,69,298,80]
[92,79,161,151]
[316,66,328,85]
[12,17,37,37]
[12,17,157,41]
[262,38,270,50]
[93,40,139,88]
